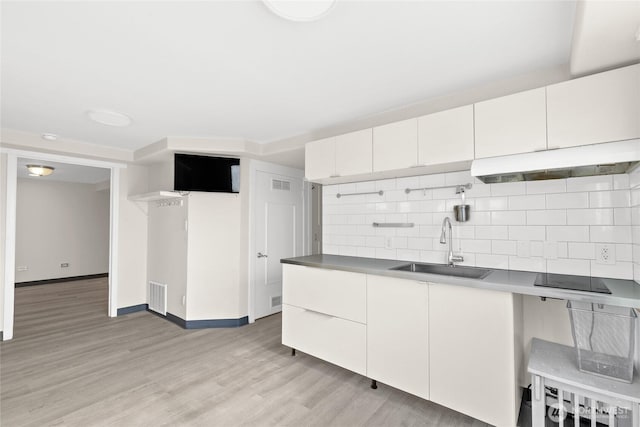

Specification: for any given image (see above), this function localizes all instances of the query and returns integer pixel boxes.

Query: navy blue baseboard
[16,273,109,287]
[0,331,3,341]
[162,311,248,329]
[117,304,149,316]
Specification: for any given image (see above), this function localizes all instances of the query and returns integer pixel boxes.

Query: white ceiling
[17,158,110,184]
[1,1,577,152]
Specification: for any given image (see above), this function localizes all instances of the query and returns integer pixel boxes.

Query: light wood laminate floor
[1,278,491,426]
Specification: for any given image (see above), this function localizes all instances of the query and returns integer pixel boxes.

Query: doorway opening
[3,149,124,340]
[12,159,111,338]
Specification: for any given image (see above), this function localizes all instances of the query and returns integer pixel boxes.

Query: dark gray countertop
[281,254,640,309]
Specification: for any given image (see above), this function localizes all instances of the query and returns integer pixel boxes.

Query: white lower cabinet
[282,267,522,426]
[367,275,429,400]
[429,283,522,427]
[282,304,366,375]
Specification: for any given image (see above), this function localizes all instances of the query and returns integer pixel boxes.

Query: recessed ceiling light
[26,165,55,177]
[263,0,336,22]
[87,109,132,127]
[41,133,58,141]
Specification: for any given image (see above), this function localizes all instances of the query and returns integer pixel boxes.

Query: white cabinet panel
[474,88,547,158]
[373,118,418,172]
[367,275,429,400]
[547,64,640,149]
[282,304,366,375]
[335,128,373,176]
[418,105,474,165]
[305,137,335,182]
[283,264,366,323]
[429,283,520,427]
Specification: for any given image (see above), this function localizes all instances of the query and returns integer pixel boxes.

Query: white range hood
[470,139,640,183]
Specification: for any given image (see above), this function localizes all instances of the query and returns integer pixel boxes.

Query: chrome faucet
[440,217,464,266]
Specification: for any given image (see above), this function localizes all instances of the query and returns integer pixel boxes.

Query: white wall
[15,179,110,282]
[323,171,633,279]
[117,165,150,309]
[186,192,241,320]
[0,153,6,333]
[147,197,188,319]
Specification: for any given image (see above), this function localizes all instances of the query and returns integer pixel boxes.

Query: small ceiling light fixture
[263,0,336,22]
[41,133,58,141]
[87,109,132,127]
[26,165,55,177]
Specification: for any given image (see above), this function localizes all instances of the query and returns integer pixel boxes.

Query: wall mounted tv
[174,154,240,193]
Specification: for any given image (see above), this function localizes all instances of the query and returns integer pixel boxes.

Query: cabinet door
[418,105,474,166]
[429,283,519,427]
[335,128,373,176]
[547,64,640,149]
[367,275,429,400]
[373,118,418,172]
[305,137,335,182]
[474,88,547,158]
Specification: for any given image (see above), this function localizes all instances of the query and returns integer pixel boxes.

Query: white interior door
[254,171,303,320]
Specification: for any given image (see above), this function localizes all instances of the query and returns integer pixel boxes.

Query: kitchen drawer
[282,304,366,376]
[282,264,366,323]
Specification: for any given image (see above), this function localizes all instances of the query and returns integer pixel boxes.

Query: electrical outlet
[385,237,393,249]
[182,295,186,306]
[16,266,28,272]
[60,263,69,268]
[595,244,615,265]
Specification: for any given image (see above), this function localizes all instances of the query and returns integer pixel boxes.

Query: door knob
[257,252,268,258]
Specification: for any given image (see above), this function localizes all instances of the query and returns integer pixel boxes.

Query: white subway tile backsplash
[546,192,589,210]
[566,175,613,192]
[617,244,633,262]
[397,249,421,262]
[613,174,630,190]
[568,243,595,260]
[590,262,633,280]
[322,170,636,280]
[476,225,509,240]
[530,241,544,257]
[509,256,546,273]
[509,194,546,210]
[491,181,526,196]
[476,254,509,269]
[491,211,526,225]
[527,210,566,225]
[567,209,614,225]
[590,225,632,243]
[547,259,590,276]
[589,190,630,208]
[546,226,589,242]
[475,197,508,211]
[357,247,376,258]
[526,179,566,195]
[614,208,632,226]
[492,240,517,255]
[460,239,492,254]
[509,226,546,241]
[407,237,432,250]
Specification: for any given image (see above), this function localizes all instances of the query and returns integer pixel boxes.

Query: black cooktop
[534,273,612,294]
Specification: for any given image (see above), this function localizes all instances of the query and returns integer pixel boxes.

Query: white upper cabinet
[418,105,474,165]
[547,64,640,149]
[335,128,373,177]
[373,118,418,172]
[474,88,547,158]
[305,136,336,182]
[305,129,373,182]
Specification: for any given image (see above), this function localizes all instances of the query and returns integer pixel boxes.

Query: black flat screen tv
[174,154,240,193]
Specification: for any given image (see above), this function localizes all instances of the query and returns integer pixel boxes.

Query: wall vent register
[272,179,291,191]
[533,273,611,294]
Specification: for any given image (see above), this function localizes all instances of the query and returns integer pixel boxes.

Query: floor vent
[148,281,167,315]
[272,179,291,191]
[271,295,282,307]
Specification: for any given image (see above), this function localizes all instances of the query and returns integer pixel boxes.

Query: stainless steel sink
[390,263,491,279]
